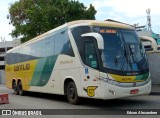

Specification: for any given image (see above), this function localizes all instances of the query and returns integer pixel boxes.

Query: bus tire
[13,81,19,95]
[66,81,79,105]
[18,81,25,96]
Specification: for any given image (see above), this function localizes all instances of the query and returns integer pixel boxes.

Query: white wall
[137,31,152,37]
[0,70,5,84]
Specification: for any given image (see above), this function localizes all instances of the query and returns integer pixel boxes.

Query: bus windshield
[93,27,148,72]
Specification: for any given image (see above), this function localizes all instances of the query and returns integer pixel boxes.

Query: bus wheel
[66,81,79,105]
[18,81,24,96]
[13,81,19,95]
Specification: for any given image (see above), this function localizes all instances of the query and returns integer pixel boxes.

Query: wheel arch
[62,76,82,97]
[12,79,16,89]
[17,79,22,84]
[64,78,75,95]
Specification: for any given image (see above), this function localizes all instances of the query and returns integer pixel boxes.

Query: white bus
[140,36,158,51]
[6,20,151,104]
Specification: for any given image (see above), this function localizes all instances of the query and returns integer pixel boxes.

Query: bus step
[0,93,9,104]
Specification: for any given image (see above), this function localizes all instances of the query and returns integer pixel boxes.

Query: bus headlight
[101,77,119,86]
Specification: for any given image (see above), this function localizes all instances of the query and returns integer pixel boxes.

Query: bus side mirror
[81,33,104,50]
[145,48,153,51]
[157,46,160,50]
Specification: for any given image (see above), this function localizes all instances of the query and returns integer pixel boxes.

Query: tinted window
[55,33,64,55]
[6,52,13,64]
[6,29,74,64]
[71,26,91,61]
[31,41,42,58]
[93,26,148,72]
[23,45,32,61]
[42,36,54,57]
[122,30,139,43]
[7,48,24,64]
[55,30,74,56]
[84,41,98,68]
[16,48,25,62]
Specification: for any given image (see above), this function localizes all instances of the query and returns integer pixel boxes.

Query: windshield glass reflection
[93,27,148,72]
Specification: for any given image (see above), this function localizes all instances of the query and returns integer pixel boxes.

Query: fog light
[109,90,116,96]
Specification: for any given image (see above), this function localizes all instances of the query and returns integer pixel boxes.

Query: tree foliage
[8,0,97,42]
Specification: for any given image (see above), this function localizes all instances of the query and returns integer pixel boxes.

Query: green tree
[8,0,97,42]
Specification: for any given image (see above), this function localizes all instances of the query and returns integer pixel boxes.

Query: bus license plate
[130,89,139,94]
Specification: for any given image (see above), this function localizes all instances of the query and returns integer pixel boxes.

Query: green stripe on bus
[135,73,149,81]
[36,55,58,86]
[29,58,47,86]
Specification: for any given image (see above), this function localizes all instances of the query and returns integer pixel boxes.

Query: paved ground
[0,84,160,118]
[150,85,160,95]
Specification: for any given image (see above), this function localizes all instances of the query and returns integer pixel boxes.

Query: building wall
[0,39,21,83]
[147,52,160,85]
[137,31,152,37]
[0,70,5,84]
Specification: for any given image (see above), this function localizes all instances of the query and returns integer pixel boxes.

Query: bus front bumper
[101,80,151,100]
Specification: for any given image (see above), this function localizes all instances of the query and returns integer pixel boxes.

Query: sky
[0,0,160,41]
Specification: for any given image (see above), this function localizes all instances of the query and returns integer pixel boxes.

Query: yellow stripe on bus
[109,74,143,83]
[5,60,38,90]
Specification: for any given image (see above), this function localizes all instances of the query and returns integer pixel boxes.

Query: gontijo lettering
[14,64,30,71]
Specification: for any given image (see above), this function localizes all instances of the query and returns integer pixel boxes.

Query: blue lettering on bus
[85,68,88,74]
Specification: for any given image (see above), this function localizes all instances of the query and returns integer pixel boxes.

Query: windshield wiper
[128,44,148,70]
[113,44,133,71]
[128,44,139,63]
[124,46,133,71]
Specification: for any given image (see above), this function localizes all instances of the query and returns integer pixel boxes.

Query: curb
[150,92,160,95]
[0,93,9,104]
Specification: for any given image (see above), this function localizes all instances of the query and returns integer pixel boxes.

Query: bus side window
[84,41,98,68]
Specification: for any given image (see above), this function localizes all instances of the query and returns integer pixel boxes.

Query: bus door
[81,40,100,98]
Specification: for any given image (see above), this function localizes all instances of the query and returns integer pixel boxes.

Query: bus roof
[68,20,134,29]
[7,20,134,53]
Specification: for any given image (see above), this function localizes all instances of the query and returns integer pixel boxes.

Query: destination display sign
[100,29,117,33]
